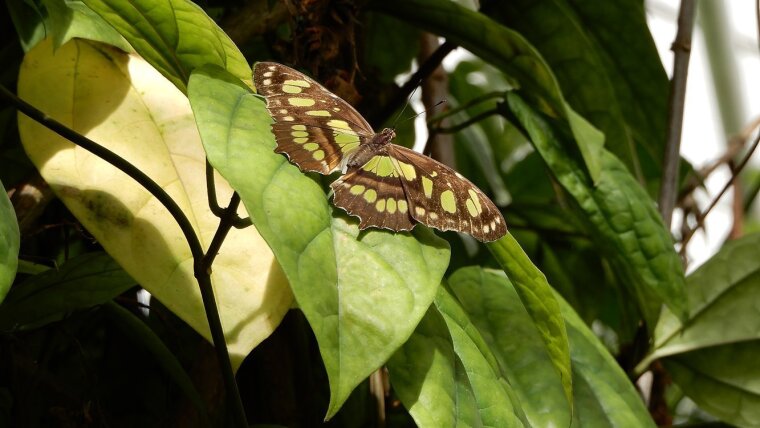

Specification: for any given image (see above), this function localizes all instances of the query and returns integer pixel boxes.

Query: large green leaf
[17,38,291,368]
[388,286,526,427]
[447,266,654,427]
[641,234,760,426]
[0,179,20,303]
[487,233,573,411]
[560,292,655,427]
[506,92,686,326]
[187,66,450,418]
[0,253,134,331]
[489,0,668,183]
[80,0,250,92]
[448,267,570,426]
[369,0,605,183]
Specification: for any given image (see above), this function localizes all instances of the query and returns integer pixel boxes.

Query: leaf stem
[658,0,697,228]
[0,84,249,428]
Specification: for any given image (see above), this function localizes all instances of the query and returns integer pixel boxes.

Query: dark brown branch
[658,0,697,228]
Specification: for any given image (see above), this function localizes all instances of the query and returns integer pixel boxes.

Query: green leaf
[488,0,668,183]
[640,234,760,426]
[188,66,450,418]
[80,0,250,92]
[43,0,132,51]
[391,286,527,427]
[447,267,655,427]
[0,253,135,331]
[448,267,570,427]
[506,92,686,326]
[487,232,573,411]
[0,179,20,303]
[18,38,290,369]
[560,293,655,427]
[369,0,605,183]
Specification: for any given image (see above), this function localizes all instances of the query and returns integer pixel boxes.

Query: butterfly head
[376,128,396,146]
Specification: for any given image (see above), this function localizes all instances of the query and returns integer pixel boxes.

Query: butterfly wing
[331,151,416,232]
[388,145,507,241]
[253,62,374,174]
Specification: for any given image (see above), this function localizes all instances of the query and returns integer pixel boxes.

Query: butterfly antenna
[391,86,420,130]
[397,100,447,125]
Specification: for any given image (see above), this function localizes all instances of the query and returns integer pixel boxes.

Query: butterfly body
[253,62,507,242]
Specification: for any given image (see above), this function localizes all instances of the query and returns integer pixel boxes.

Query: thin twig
[431,108,500,134]
[427,91,507,124]
[0,84,249,428]
[658,0,697,228]
[206,159,251,228]
[680,128,760,255]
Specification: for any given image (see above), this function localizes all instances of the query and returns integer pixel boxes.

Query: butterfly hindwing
[253,62,373,174]
[388,145,506,241]
[331,153,415,232]
[330,146,506,241]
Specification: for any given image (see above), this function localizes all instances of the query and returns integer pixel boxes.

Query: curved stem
[0,84,249,428]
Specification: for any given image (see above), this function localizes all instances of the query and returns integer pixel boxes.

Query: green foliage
[0,179,19,302]
[0,0,754,426]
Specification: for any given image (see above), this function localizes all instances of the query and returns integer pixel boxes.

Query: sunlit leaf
[17,38,291,368]
[0,179,20,303]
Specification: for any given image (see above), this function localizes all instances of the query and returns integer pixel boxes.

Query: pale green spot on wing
[284,79,310,88]
[364,189,377,203]
[288,98,315,107]
[387,198,397,214]
[313,150,325,160]
[441,190,456,213]
[362,156,396,177]
[350,185,365,195]
[422,176,434,198]
[283,85,302,94]
[376,199,386,212]
[304,143,319,151]
[291,130,308,138]
[306,110,331,116]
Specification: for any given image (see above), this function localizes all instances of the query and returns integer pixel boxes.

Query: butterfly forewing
[253,62,374,174]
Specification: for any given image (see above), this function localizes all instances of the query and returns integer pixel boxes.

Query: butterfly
[253,62,506,242]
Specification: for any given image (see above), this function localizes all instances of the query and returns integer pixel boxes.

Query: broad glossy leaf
[448,267,570,426]
[369,0,605,183]
[0,253,134,331]
[17,38,291,367]
[390,286,526,427]
[0,179,20,302]
[188,66,450,418]
[447,266,654,427]
[488,232,573,410]
[560,293,655,427]
[489,0,668,183]
[81,0,250,92]
[642,234,760,426]
[506,92,686,326]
